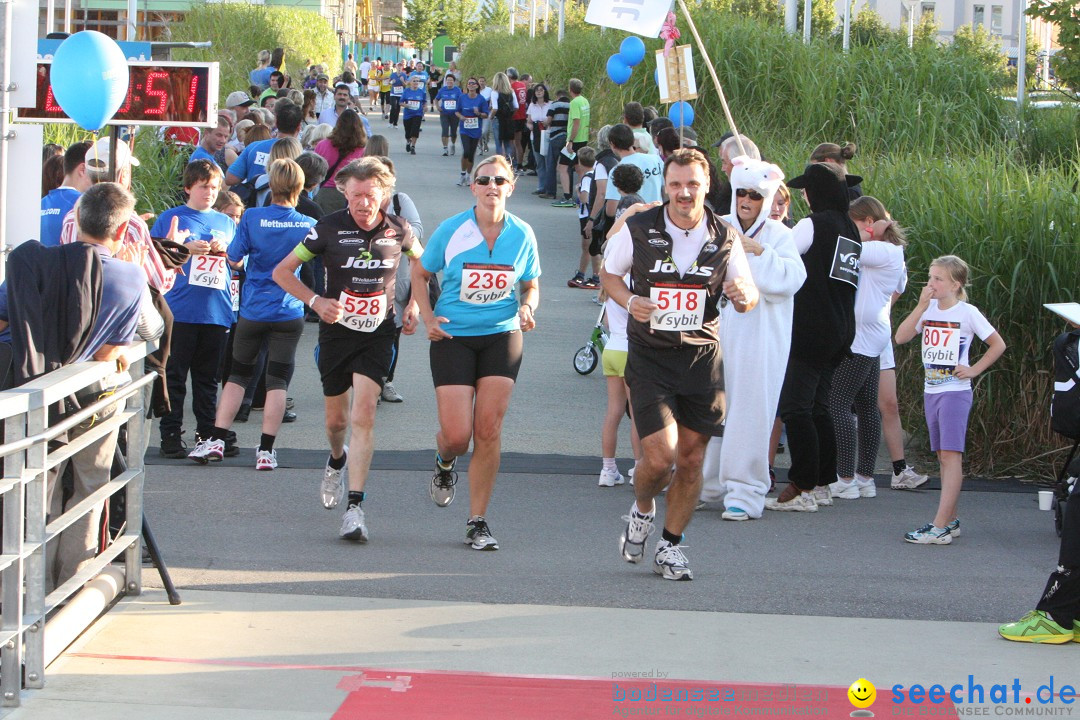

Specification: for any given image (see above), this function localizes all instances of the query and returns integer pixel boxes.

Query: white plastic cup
[1038,490,1054,511]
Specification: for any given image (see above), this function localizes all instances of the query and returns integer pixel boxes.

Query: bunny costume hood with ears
[728,155,785,236]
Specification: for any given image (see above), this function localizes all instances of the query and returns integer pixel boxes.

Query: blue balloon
[619,36,647,67]
[669,101,695,127]
[606,55,632,86]
[50,31,129,131]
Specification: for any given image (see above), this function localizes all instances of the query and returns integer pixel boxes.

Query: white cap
[85,137,140,174]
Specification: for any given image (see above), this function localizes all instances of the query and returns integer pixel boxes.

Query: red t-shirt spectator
[512,81,527,122]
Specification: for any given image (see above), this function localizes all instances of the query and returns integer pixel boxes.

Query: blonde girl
[894,255,1006,544]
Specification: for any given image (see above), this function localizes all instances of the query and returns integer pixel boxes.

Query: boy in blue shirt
[152,160,237,458]
[40,141,93,247]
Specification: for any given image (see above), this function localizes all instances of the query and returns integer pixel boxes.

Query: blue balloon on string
[669,101,695,127]
[606,55,632,85]
[619,36,646,67]
[50,31,130,131]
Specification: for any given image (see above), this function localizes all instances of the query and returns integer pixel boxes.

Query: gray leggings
[228,316,304,392]
[828,353,881,479]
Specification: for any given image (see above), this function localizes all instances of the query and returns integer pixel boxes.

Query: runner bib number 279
[190,254,229,290]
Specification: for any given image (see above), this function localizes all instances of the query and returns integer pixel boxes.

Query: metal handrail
[0,342,156,709]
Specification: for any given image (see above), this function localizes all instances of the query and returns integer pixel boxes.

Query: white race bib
[190,254,229,291]
[462,117,479,130]
[392,86,403,96]
[649,286,706,332]
[443,99,457,111]
[430,80,439,88]
[921,320,961,366]
[230,276,240,312]
[460,263,515,305]
[406,100,421,111]
[339,289,386,333]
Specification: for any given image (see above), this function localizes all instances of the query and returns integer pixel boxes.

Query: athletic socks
[328,450,347,471]
[348,491,365,507]
[210,426,229,441]
[436,451,455,471]
[259,433,275,452]
[892,459,907,475]
[602,457,617,472]
[662,528,683,545]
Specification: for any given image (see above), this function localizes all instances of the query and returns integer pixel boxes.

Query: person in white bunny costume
[700,156,806,519]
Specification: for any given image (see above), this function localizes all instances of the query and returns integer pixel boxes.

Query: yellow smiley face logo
[848,679,876,709]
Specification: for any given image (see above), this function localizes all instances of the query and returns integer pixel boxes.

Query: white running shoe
[255,449,277,471]
[381,382,404,403]
[891,466,929,490]
[856,474,877,498]
[598,467,624,487]
[721,507,750,521]
[340,504,368,542]
[465,517,499,550]
[321,446,348,510]
[188,438,224,464]
[653,540,693,581]
[619,502,655,563]
[812,486,833,506]
[829,478,861,500]
[628,465,636,486]
[765,492,819,512]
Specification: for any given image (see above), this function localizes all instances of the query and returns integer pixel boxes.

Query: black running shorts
[625,342,725,439]
[429,330,523,387]
[404,116,423,138]
[317,321,396,396]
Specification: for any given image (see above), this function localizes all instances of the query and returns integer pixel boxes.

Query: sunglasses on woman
[736,189,764,201]
[474,175,511,186]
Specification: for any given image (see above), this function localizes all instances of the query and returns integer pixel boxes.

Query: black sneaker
[282,410,297,423]
[224,431,240,458]
[465,517,498,550]
[159,432,187,459]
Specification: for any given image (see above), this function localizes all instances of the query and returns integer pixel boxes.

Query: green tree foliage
[443,0,482,47]
[950,24,1008,87]
[479,0,510,31]
[170,2,340,104]
[848,8,893,47]
[391,0,442,52]
[730,0,782,25]
[1026,0,1080,98]
[795,0,837,38]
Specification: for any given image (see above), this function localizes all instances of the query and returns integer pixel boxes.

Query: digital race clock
[16,61,219,127]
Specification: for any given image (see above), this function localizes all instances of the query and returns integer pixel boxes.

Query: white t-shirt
[479,87,493,102]
[851,241,907,358]
[345,81,360,98]
[604,152,664,204]
[359,61,372,80]
[605,284,630,352]
[915,299,997,394]
[604,210,751,289]
[632,127,658,155]
[489,92,519,113]
[526,102,549,124]
[578,174,593,219]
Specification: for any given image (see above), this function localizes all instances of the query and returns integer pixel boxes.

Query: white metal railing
[0,341,156,709]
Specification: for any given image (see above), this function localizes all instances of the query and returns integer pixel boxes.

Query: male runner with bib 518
[273,157,423,543]
[601,148,758,581]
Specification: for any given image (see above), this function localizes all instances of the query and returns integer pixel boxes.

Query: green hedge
[464,13,1080,476]
[170,2,341,105]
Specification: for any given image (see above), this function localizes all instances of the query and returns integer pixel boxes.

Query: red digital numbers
[144,71,169,115]
[187,74,199,113]
[117,74,134,115]
[44,86,62,113]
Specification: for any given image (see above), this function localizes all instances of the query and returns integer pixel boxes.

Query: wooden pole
[675,0,745,156]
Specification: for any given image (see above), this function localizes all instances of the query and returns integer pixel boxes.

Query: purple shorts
[924,390,972,453]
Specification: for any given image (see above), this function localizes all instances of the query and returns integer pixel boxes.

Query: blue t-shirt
[152,205,236,327]
[436,86,463,115]
[40,187,81,247]
[401,88,426,119]
[250,67,273,89]
[228,205,316,322]
[409,71,429,86]
[227,138,276,181]
[188,146,222,169]
[421,208,541,337]
[389,72,407,97]
[457,94,489,139]
[0,245,144,356]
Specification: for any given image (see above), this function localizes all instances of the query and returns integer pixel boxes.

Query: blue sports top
[40,188,81,247]
[456,94,489,139]
[436,86,463,115]
[422,208,541,337]
[152,205,236,327]
[401,88,426,119]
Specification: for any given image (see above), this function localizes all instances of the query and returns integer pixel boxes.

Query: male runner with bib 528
[273,158,423,543]
[601,148,758,581]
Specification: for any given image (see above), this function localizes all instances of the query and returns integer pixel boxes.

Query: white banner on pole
[585,0,669,37]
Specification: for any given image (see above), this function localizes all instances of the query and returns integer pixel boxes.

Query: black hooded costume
[776,162,862,494]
